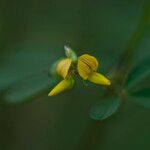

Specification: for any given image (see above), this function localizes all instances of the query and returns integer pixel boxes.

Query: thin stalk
[113,0,150,86]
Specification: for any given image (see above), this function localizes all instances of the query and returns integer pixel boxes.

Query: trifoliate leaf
[128,87,150,108]
[1,75,57,104]
[125,57,150,90]
[90,96,120,120]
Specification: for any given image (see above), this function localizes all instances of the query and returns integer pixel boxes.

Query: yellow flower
[48,78,74,96]
[49,48,111,97]
[57,58,72,78]
[78,54,111,85]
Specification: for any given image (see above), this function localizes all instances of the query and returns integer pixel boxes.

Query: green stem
[77,1,150,149]
[113,0,150,86]
[74,121,102,150]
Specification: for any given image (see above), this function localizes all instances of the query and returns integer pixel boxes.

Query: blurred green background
[0,0,150,149]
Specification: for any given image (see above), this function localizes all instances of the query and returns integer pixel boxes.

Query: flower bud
[64,45,77,63]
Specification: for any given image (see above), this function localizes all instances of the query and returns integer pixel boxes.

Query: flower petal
[88,72,111,85]
[48,79,74,96]
[57,58,72,78]
[77,54,99,79]
[78,54,99,71]
[77,59,91,79]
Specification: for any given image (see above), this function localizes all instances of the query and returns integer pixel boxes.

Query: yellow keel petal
[88,72,111,85]
[48,79,74,96]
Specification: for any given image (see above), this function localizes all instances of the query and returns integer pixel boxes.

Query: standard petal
[48,79,74,96]
[78,54,99,71]
[88,72,111,85]
[57,58,72,78]
[77,59,91,79]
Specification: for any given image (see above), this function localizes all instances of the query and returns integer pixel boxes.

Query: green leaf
[132,87,150,97]
[0,44,59,91]
[125,57,150,90]
[1,74,57,104]
[128,96,150,108]
[128,87,150,108]
[90,97,120,121]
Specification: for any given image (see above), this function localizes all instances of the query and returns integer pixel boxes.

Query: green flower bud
[64,45,77,63]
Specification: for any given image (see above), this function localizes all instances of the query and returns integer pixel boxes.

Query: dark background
[0,0,150,150]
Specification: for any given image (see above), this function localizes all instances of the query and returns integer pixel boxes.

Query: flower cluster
[48,46,111,96]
